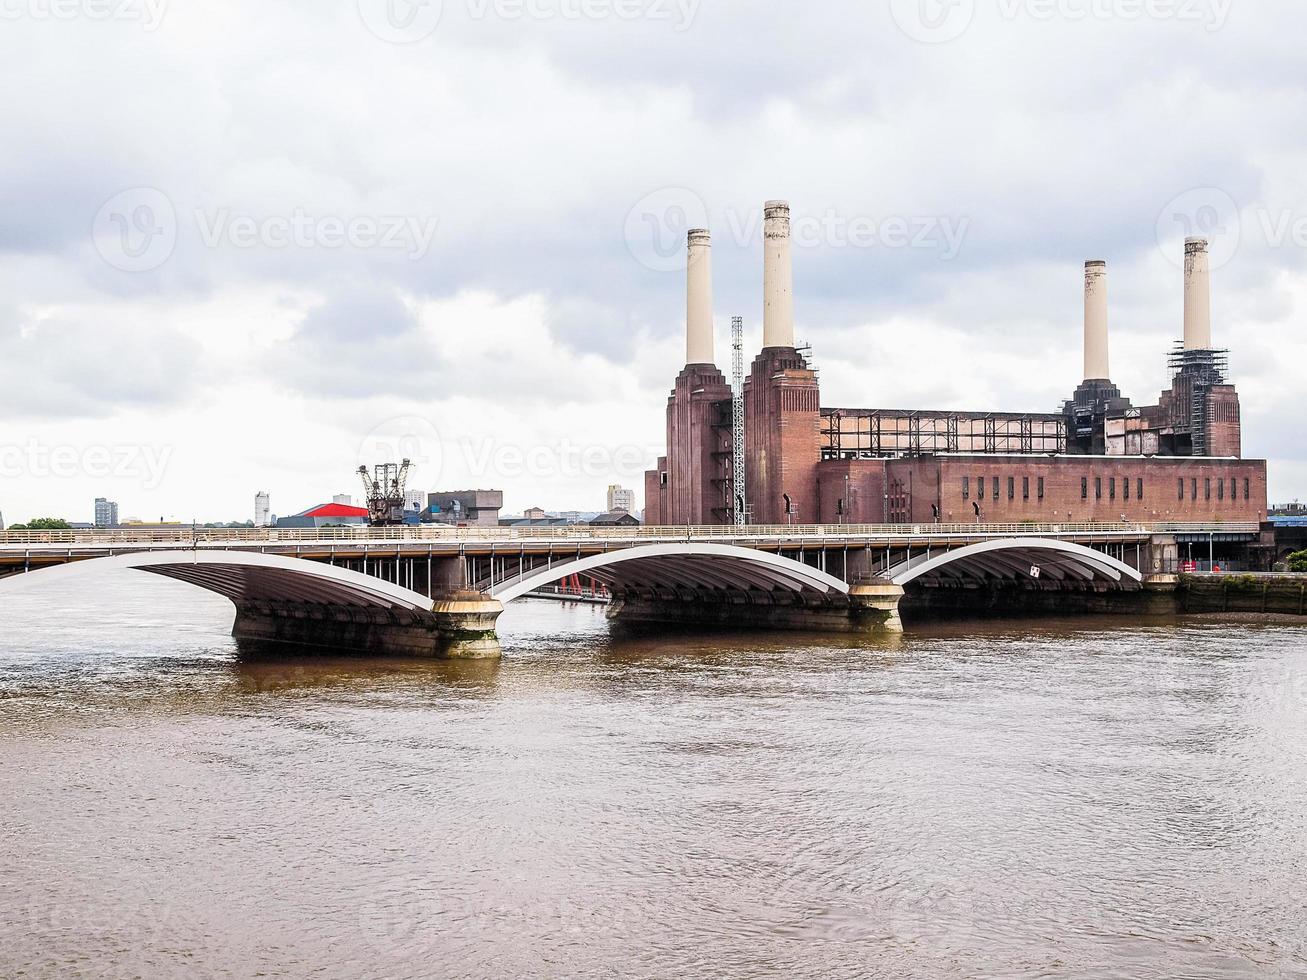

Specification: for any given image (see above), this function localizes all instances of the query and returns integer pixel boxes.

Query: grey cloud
[0,306,206,419]
[272,285,439,398]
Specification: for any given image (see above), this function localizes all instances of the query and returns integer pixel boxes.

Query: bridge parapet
[0,521,1259,549]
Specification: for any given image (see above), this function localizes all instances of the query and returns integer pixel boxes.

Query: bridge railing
[0,521,1261,548]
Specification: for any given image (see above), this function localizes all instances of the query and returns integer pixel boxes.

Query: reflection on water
[2,569,1307,978]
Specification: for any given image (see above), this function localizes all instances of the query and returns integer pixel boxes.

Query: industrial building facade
[645,202,1267,527]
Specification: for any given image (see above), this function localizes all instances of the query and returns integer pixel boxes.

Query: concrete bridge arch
[889,538,1143,589]
[489,542,852,603]
[0,551,501,659]
[0,550,439,610]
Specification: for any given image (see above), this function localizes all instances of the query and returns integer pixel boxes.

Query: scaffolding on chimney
[731,316,748,525]
[1167,343,1229,457]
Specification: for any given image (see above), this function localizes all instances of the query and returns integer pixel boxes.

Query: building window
[1110,477,1116,501]
[977,476,985,499]
[993,478,999,501]
[1205,478,1212,500]
[1123,478,1130,501]
[1192,478,1198,501]
[1138,478,1144,501]
[1096,477,1102,500]
[1082,477,1089,500]
[1038,477,1045,500]
[1008,476,1015,500]
[1178,478,1184,500]
[1023,477,1030,500]
[1244,478,1250,501]
[963,476,970,500]
[1230,478,1237,502]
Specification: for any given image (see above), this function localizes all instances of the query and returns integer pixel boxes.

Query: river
[2,571,1305,978]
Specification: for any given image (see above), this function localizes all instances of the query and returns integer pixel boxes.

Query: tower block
[743,202,821,525]
[744,348,821,525]
[664,230,732,525]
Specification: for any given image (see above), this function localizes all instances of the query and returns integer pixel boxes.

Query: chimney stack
[1184,237,1213,350]
[1083,260,1109,381]
[762,200,795,349]
[685,229,714,365]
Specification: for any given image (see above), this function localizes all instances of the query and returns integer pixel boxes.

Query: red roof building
[276,503,371,528]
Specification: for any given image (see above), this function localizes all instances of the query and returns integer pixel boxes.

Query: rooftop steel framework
[820,409,1068,459]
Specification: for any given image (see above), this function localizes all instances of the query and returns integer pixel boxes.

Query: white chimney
[762,200,795,349]
[1184,237,1213,350]
[686,228,714,365]
[1083,260,1109,381]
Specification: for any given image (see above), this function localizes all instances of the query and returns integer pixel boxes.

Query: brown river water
[2,570,1306,979]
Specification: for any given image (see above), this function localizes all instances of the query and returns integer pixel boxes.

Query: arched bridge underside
[0,551,438,616]
[0,539,1152,657]
[890,539,1143,589]
[489,543,852,604]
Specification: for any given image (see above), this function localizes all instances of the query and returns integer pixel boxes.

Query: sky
[1,0,1305,525]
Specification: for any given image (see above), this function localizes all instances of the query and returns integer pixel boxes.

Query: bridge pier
[430,592,504,660]
[606,588,905,637]
[231,592,503,660]
[850,583,906,633]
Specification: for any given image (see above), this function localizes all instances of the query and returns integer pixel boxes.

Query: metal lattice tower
[731,316,747,526]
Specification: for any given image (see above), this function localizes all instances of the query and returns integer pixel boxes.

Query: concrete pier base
[898,580,1179,621]
[850,583,906,633]
[430,593,504,660]
[607,589,905,636]
[1141,574,1182,615]
[231,593,503,660]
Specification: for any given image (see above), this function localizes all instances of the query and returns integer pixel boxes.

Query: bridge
[0,522,1257,658]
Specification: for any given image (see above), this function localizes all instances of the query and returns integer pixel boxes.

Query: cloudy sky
[1,0,1305,524]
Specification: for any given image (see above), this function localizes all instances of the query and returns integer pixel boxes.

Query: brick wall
[815,458,887,524]
[665,366,732,525]
[897,455,1267,525]
[744,348,821,525]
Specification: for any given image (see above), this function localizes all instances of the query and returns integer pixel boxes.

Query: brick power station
[644,201,1268,527]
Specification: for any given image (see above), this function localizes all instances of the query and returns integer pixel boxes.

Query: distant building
[332,494,353,507]
[498,508,598,528]
[94,498,119,528]
[404,489,427,513]
[276,502,371,528]
[428,490,503,527]
[607,484,636,514]
[550,510,583,523]
[646,211,1266,528]
[254,492,271,527]
[589,511,641,527]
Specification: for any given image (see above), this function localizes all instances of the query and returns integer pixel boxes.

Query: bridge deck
[0,523,1256,579]
[0,522,1254,550]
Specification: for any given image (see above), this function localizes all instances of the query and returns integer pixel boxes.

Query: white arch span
[0,550,436,612]
[0,544,853,609]
[490,542,851,603]
[890,538,1143,588]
